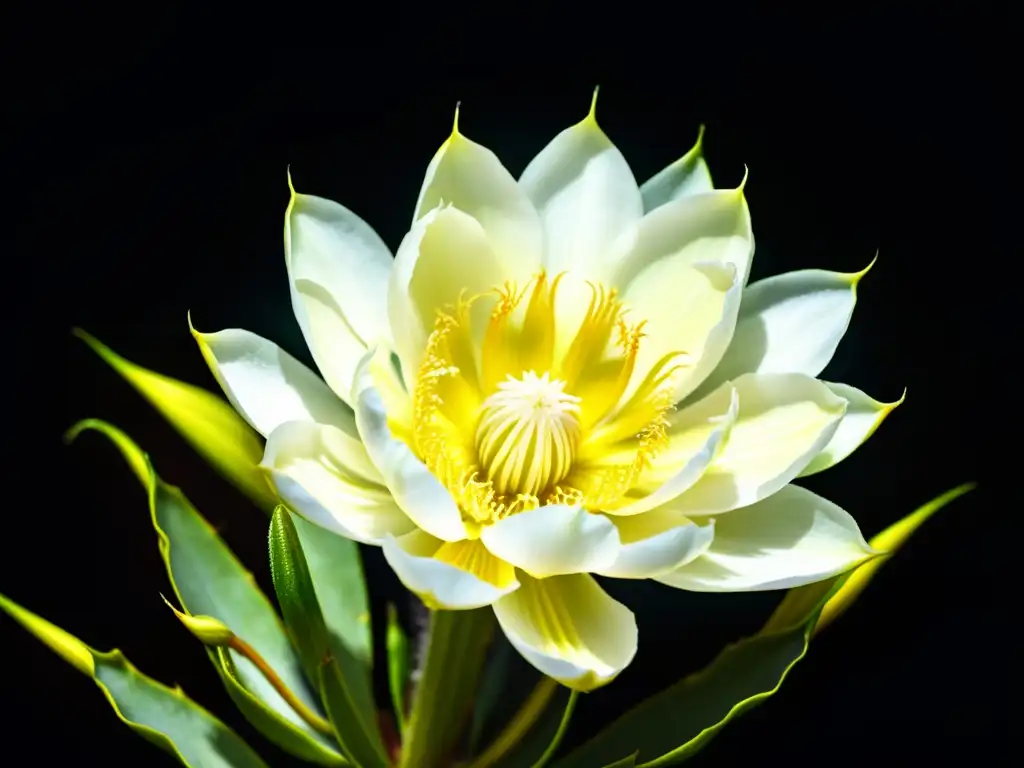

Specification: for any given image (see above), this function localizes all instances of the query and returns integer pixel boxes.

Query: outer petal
[388,205,506,380]
[639,125,713,212]
[383,531,518,610]
[656,485,877,591]
[285,179,394,404]
[612,385,739,516]
[261,420,414,544]
[413,120,543,284]
[353,348,468,542]
[480,505,619,578]
[192,323,367,447]
[492,573,637,692]
[597,510,715,579]
[609,185,754,291]
[689,264,871,401]
[670,374,847,516]
[799,382,905,477]
[518,101,643,278]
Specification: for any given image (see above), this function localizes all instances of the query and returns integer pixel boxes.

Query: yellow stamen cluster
[411,271,686,531]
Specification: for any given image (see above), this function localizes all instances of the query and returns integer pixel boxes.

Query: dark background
[2,6,1007,766]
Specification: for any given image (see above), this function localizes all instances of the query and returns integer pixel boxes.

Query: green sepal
[0,592,268,767]
[67,419,345,765]
[74,329,277,513]
[386,604,410,735]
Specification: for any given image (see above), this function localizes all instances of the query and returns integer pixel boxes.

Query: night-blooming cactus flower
[194,98,893,692]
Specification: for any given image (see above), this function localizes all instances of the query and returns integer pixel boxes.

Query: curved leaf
[270,508,388,767]
[74,329,276,513]
[553,576,843,768]
[0,592,268,767]
[67,419,346,766]
[815,482,976,633]
[468,680,569,768]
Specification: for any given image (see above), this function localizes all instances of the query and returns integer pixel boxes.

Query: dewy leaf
[67,419,346,766]
[270,507,388,767]
[553,576,843,768]
[0,592,269,768]
[814,482,976,634]
[73,329,277,513]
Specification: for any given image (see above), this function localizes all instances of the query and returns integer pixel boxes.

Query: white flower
[194,96,897,692]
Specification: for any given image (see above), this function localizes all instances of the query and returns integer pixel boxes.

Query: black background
[2,6,1007,766]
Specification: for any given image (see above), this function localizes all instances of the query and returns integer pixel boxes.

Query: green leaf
[600,755,638,768]
[68,419,346,766]
[290,513,376,722]
[476,682,572,768]
[553,576,843,768]
[269,507,333,686]
[401,607,496,768]
[319,659,392,768]
[74,329,277,513]
[814,482,976,634]
[386,604,410,735]
[270,507,388,767]
[0,592,268,767]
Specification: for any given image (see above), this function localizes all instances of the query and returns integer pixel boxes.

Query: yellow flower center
[411,271,687,533]
[476,372,582,497]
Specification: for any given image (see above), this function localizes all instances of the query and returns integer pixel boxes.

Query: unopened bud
[161,595,234,646]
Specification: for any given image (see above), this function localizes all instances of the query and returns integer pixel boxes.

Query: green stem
[399,607,495,768]
[530,689,578,768]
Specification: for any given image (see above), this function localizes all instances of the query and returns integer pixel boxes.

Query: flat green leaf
[290,513,376,723]
[74,329,277,513]
[600,755,638,768]
[270,508,388,767]
[0,592,268,767]
[554,576,843,768]
[68,419,346,766]
[386,604,410,735]
[815,482,976,634]
[319,659,391,768]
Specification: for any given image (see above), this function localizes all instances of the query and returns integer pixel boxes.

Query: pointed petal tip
[452,100,462,135]
[844,251,878,288]
[588,85,600,122]
[737,164,749,193]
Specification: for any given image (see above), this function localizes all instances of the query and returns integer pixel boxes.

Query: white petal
[388,205,506,381]
[656,485,877,591]
[597,510,715,579]
[285,182,393,404]
[414,123,543,284]
[799,382,904,477]
[353,348,468,542]
[609,186,754,292]
[613,385,739,516]
[639,126,713,212]
[192,323,364,445]
[671,374,847,516]
[480,505,619,578]
[518,107,642,278]
[262,421,412,544]
[619,259,741,408]
[493,573,637,691]
[689,265,869,401]
[382,530,518,610]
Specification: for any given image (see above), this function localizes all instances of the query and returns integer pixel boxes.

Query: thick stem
[400,607,496,768]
